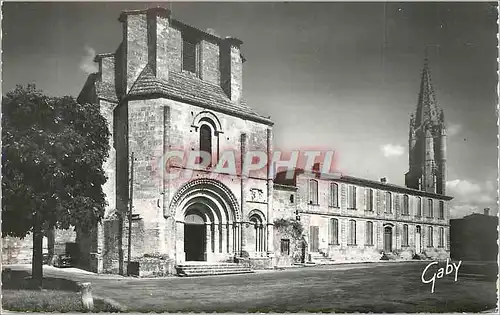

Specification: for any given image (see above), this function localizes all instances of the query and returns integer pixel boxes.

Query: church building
[2,7,453,276]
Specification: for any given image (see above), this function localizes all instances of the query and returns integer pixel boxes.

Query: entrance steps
[309,252,334,265]
[175,262,254,277]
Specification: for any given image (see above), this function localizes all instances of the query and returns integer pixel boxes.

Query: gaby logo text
[421,259,462,293]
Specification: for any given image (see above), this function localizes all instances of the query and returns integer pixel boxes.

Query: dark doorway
[384,226,393,252]
[184,211,206,261]
[184,224,206,261]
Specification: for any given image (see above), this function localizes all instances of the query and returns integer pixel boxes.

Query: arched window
[428,226,434,247]
[438,227,444,248]
[385,192,392,213]
[416,197,422,217]
[250,214,265,253]
[329,218,339,245]
[428,199,434,218]
[199,124,212,166]
[330,183,339,208]
[348,220,356,245]
[365,221,373,245]
[402,224,409,246]
[309,179,318,205]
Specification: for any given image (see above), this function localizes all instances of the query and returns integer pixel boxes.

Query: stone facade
[74,7,275,273]
[274,171,452,263]
[2,7,453,272]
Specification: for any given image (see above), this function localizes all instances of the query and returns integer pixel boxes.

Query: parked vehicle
[42,253,50,265]
[53,254,73,268]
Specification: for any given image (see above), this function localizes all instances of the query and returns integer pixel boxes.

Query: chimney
[94,53,115,87]
[380,177,387,184]
[484,208,490,216]
[220,37,244,102]
[118,8,171,93]
[312,162,321,172]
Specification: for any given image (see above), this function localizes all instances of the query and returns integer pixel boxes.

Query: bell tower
[405,58,447,195]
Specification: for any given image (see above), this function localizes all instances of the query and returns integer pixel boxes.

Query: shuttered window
[330,183,339,208]
[402,195,409,215]
[329,218,339,245]
[365,221,373,245]
[385,192,392,213]
[348,186,357,209]
[365,188,373,211]
[348,220,356,245]
[309,180,318,205]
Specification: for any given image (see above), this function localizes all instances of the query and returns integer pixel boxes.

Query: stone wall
[2,228,76,265]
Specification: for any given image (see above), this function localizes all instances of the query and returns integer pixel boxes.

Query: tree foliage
[274,218,304,240]
[2,84,110,238]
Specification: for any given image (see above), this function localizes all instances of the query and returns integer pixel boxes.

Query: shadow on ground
[2,269,79,291]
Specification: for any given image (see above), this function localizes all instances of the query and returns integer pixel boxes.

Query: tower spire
[405,55,447,195]
[415,55,439,128]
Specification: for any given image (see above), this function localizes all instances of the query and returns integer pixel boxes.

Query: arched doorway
[384,226,393,252]
[184,210,206,261]
[171,179,242,264]
[415,225,422,254]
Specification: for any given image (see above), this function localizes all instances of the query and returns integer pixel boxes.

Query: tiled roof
[127,65,273,125]
[273,169,453,200]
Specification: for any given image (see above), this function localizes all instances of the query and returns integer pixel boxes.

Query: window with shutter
[402,224,409,246]
[385,192,392,213]
[348,186,356,209]
[309,180,318,205]
[365,188,373,211]
[330,183,339,208]
[428,199,434,218]
[428,226,434,247]
[403,195,409,215]
[365,221,373,245]
[348,220,356,245]
[329,218,339,245]
[438,227,444,247]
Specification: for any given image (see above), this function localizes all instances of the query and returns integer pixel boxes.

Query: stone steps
[175,263,254,277]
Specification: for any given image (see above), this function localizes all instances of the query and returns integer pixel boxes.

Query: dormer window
[182,34,199,75]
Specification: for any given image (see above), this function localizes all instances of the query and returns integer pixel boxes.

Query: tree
[2,84,110,288]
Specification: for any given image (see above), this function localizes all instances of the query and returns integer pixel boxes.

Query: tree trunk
[47,228,55,266]
[32,212,43,289]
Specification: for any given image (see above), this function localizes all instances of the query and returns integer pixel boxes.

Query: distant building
[450,209,498,261]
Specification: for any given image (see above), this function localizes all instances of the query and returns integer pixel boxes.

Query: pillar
[240,222,248,252]
[234,223,240,253]
[175,221,185,263]
[213,224,220,254]
[205,223,212,261]
[228,223,233,254]
[221,224,228,254]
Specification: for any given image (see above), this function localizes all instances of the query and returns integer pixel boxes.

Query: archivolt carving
[169,178,241,221]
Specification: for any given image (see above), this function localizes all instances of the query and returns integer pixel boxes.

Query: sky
[2,2,498,219]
